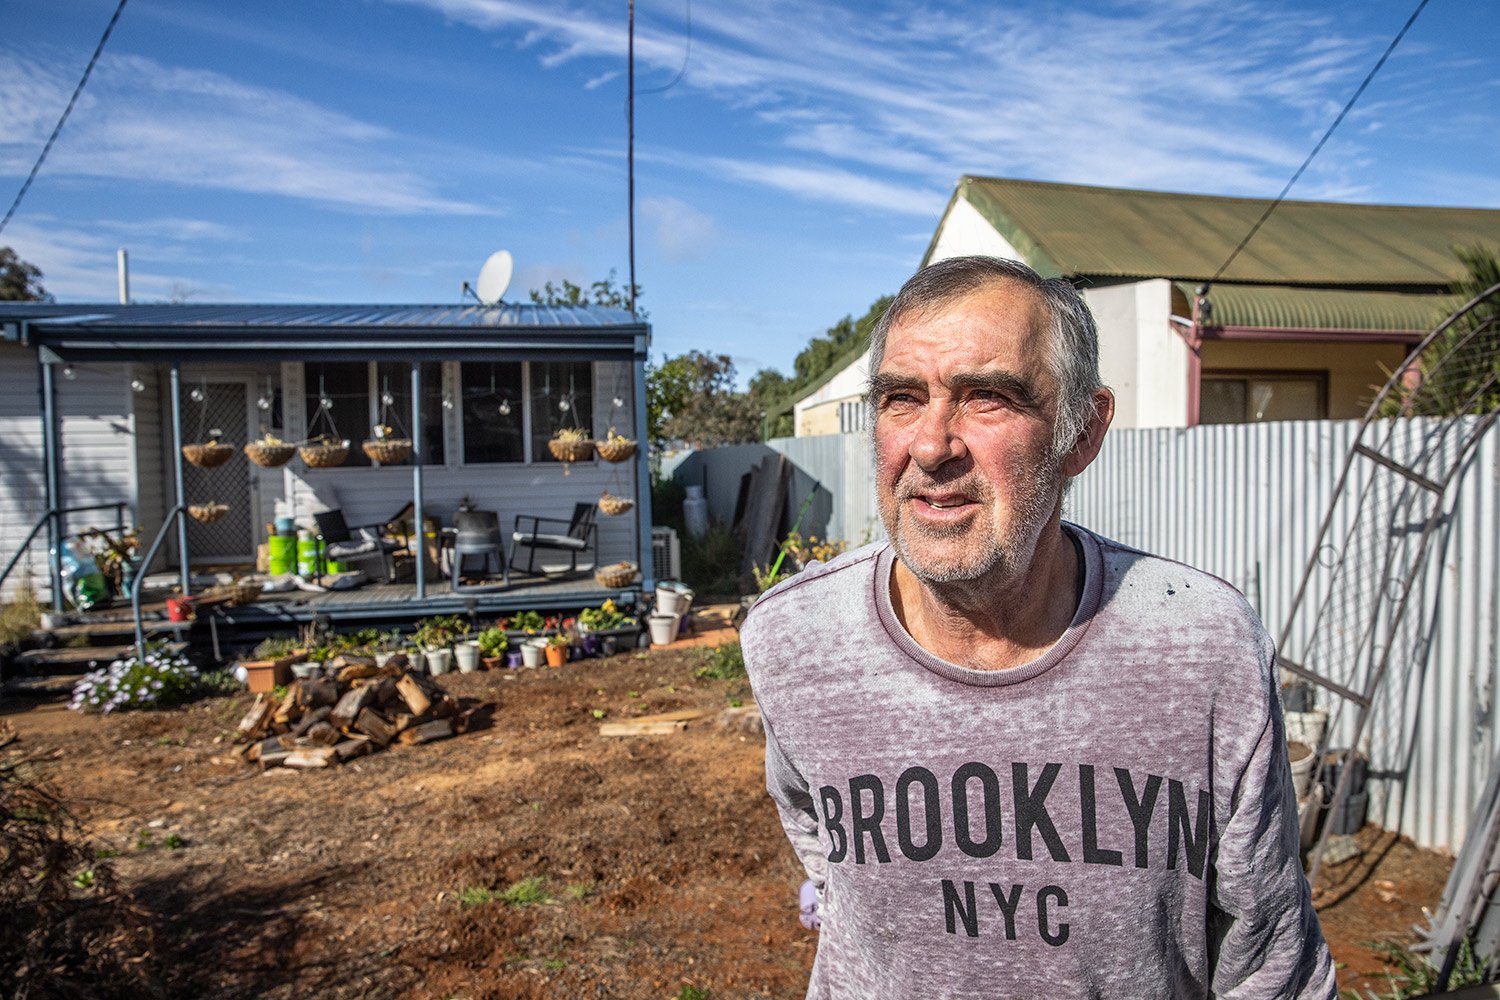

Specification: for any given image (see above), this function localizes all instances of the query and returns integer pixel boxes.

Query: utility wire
[639,0,691,95]
[1209,0,1429,283]
[0,0,130,238]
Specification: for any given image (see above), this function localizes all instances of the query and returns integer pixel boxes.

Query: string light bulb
[612,396,625,408]
[189,387,204,402]
[256,395,271,411]
[130,378,146,393]
[558,398,571,412]
[442,395,454,411]
[381,392,394,407]
[319,396,333,410]
[498,399,511,416]
[62,365,77,381]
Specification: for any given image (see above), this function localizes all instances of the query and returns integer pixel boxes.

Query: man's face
[871,281,1066,585]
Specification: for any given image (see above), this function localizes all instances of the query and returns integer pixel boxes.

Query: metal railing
[0,502,131,609]
[132,504,187,654]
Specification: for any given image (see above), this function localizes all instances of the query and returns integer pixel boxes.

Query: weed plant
[1340,937,1490,999]
[695,641,746,681]
[0,579,43,649]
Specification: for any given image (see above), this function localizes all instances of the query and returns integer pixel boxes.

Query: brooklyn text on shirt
[816,760,1215,944]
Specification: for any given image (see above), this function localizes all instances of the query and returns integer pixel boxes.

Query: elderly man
[742,256,1334,999]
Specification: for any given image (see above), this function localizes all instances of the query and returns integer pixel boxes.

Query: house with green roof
[793,176,1500,432]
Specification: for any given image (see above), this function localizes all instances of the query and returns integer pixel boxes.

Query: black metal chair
[313,509,404,582]
[451,510,508,592]
[509,503,598,577]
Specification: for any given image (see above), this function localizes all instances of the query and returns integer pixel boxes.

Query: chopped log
[336,659,382,683]
[330,685,375,729]
[284,746,338,768]
[305,721,341,747]
[369,676,398,706]
[397,718,454,745]
[354,708,397,746]
[391,712,428,733]
[245,735,282,762]
[455,700,498,734]
[599,709,707,738]
[299,678,340,709]
[431,694,460,719]
[290,706,331,738]
[395,674,432,716]
[333,737,373,762]
[258,749,292,769]
[236,693,278,740]
[273,687,301,725]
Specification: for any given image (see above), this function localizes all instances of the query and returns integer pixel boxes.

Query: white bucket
[1288,741,1316,800]
[656,586,683,616]
[1284,708,1328,750]
[520,638,545,668]
[426,648,453,676]
[648,613,680,646]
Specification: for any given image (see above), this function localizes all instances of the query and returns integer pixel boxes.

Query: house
[792,177,1500,432]
[0,302,654,610]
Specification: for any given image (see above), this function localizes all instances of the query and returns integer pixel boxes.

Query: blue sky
[2,0,1497,383]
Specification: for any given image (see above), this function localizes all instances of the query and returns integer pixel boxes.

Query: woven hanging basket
[188,502,229,524]
[183,441,235,468]
[595,438,638,463]
[548,438,595,463]
[225,579,263,606]
[598,493,635,516]
[361,438,413,464]
[299,439,350,468]
[244,441,296,468]
[594,561,639,589]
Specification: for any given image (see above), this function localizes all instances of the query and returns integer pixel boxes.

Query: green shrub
[69,643,200,713]
[0,580,42,649]
[695,641,745,681]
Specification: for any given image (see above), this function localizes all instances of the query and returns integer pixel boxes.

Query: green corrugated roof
[1172,283,1453,333]
[939,177,1500,286]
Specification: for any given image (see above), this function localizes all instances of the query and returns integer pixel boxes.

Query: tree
[529,269,645,318]
[0,246,51,302]
[647,351,763,447]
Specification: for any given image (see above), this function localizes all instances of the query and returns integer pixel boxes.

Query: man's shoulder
[740,542,884,643]
[1075,524,1269,642]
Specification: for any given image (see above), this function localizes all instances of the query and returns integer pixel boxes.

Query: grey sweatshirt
[742,524,1336,999]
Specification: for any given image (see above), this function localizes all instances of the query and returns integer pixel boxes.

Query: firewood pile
[232,653,491,769]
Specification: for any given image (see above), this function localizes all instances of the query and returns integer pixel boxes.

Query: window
[529,361,593,461]
[460,362,524,463]
[376,362,444,465]
[304,362,371,467]
[1201,371,1326,424]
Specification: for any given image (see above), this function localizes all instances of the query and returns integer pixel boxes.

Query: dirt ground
[1,645,1453,999]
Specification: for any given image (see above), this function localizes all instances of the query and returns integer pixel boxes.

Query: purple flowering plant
[69,643,199,714]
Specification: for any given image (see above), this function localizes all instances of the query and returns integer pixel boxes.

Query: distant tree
[1381,244,1500,417]
[751,294,893,438]
[529,269,645,318]
[0,246,52,302]
[647,350,762,447]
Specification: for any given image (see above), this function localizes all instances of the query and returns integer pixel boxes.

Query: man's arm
[1209,668,1337,999]
[764,717,828,894]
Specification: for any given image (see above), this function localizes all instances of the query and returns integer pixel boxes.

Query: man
[741,256,1334,999]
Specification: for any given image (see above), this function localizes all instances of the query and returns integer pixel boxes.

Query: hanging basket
[361,438,413,464]
[188,502,229,524]
[299,438,350,468]
[598,493,635,516]
[244,440,296,468]
[182,441,235,468]
[595,437,638,463]
[548,438,595,463]
[594,561,639,589]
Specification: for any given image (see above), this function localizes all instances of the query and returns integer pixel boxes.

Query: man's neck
[890,521,1082,671]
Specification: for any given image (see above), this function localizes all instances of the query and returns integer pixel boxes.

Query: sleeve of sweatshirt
[1209,664,1337,999]
[763,716,828,892]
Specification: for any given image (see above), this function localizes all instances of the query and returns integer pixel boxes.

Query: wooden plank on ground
[599,709,708,737]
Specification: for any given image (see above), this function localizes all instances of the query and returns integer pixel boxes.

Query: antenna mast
[627,0,636,317]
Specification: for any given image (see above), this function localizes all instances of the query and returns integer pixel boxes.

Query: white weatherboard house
[0,302,653,608]
[793,177,1500,434]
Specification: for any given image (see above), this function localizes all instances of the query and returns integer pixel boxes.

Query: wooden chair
[508,503,598,577]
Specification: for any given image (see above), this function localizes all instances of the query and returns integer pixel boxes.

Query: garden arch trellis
[1275,280,1500,885]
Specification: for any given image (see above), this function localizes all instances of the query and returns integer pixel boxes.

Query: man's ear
[1061,387,1114,478]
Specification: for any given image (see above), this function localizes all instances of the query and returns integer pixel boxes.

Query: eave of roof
[1175,282,1451,338]
[939,176,1500,286]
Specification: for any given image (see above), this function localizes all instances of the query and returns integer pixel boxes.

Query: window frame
[1200,369,1328,424]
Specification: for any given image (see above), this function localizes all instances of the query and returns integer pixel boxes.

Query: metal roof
[0,302,649,363]
[1174,283,1450,337]
[939,176,1500,286]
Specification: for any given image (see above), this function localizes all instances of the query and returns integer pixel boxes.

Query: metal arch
[1275,281,1500,887]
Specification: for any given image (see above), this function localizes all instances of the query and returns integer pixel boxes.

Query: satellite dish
[475,250,514,305]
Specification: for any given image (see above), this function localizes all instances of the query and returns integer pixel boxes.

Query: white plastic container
[648,613,681,646]
[683,485,709,539]
[1288,741,1316,800]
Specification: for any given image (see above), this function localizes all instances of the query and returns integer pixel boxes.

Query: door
[178,380,256,563]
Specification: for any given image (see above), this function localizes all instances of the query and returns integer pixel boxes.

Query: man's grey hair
[866,255,1105,458]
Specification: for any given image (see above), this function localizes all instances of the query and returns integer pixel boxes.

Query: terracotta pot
[482,656,503,671]
[545,643,568,667]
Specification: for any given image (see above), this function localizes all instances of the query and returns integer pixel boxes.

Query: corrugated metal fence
[705,421,1497,852]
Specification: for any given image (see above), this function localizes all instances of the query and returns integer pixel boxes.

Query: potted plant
[502,610,547,643]
[477,626,508,670]
[454,637,481,673]
[414,614,466,675]
[544,632,571,667]
[239,635,305,693]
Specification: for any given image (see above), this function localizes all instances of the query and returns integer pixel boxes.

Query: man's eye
[880,391,918,407]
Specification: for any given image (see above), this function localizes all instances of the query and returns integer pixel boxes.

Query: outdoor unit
[650,526,681,582]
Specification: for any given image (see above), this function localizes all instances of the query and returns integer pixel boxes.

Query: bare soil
[0,647,1452,998]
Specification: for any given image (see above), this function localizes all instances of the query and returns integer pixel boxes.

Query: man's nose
[909,400,966,472]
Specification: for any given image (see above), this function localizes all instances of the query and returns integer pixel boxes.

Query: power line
[639,0,692,96]
[1209,0,1430,283]
[0,0,130,238]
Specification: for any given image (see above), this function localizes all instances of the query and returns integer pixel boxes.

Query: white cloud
[640,195,715,260]
[2,218,236,301]
[0,50,491,215]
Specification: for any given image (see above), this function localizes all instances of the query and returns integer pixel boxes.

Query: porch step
[31,619,191,644]
[13,644,139,672]
[3,672,88,697]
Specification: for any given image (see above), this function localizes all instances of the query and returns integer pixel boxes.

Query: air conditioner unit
[650,525,681,582]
